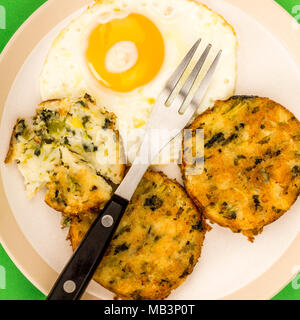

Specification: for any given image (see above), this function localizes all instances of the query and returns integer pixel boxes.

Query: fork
[47,39,222,300]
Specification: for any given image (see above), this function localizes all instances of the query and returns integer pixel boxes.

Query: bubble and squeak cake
[69,170,206,300]
[182,96,300,241]
[5,94,125,212]
[40,0,237,162]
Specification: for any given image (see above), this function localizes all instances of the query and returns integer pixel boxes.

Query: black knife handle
[47,194,129,300]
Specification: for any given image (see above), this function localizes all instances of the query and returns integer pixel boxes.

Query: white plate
[0,0,300,299]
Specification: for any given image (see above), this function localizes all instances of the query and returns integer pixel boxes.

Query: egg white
[40,0,237,163]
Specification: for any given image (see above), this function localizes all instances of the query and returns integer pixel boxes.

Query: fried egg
[40,0,237,163]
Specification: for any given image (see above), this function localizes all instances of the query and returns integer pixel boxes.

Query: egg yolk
[86,13,165,92]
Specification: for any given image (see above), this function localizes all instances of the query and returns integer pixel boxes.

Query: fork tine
[164,39,201,95]
[189,50,222,112]
[175,43,212,112]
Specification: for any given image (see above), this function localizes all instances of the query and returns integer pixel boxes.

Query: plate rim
[0,0,300,300]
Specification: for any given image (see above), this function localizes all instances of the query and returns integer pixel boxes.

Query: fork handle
[47,194,129,300]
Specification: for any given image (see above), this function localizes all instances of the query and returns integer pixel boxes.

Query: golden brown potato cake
[45,148,112,215]
[182,96,300,241]
[69,170,206,300]
[5,94,125,210]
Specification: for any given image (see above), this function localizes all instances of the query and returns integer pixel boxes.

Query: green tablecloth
[0,0,299,300]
